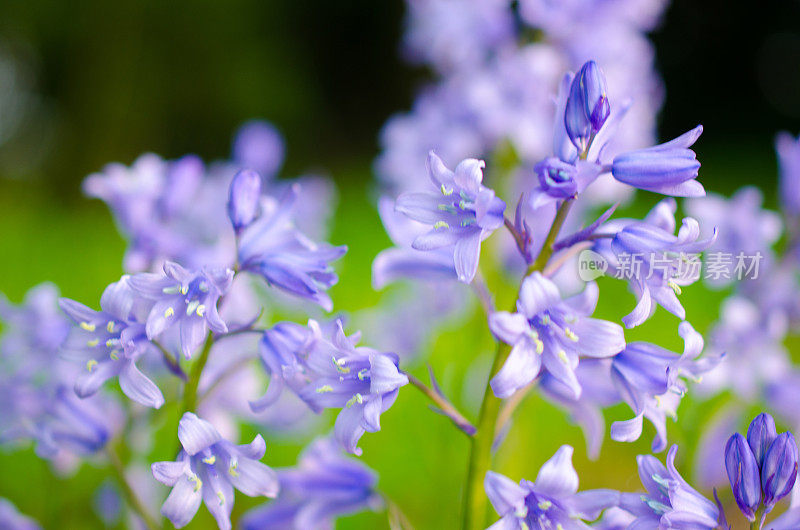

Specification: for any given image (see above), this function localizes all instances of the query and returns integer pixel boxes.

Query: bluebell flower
[237,184,346,311]
[564,60,610,154]
[489,273,625,399]
[484,445,619,529]
[725,433,761,521]
[232,120,285,179]
[128,262,232,359]
[251,319,408,455]
[761,432,799,511]
[240,437,381,530]
[372,196,457,288]
[151,412,279,530]
[227,169,262,234]
[395,151,505,283]
[776,131,800,217]
[619,445,721,529]
[0,284,120,462]
[598,198,716,328]
[0,498,41,530]
[610,125,705,197]
[610,322,722,452]
[59,278,165,408]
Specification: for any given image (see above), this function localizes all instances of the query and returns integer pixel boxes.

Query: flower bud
[747,412,778,468]
[724,433,762,521]
[227,169,262,233]
[564,60,609,153]
[761,432,799,509]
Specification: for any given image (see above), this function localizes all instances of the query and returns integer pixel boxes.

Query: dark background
[0,0,798,197]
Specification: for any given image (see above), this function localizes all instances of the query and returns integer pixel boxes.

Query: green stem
[182,332,214,414]
[527,198,574,274]
[461,198,574,530]
[107,446,161,530]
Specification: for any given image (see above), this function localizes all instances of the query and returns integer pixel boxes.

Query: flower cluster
[4,1,800,529]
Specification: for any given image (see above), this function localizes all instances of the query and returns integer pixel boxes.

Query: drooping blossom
[251,319,408,455]
[241,437,381,530]
[232,120,285,179]
[59,278,164,408]
[395,152,505,283]
[595,198,716,327]
[237,184,346,311]
[129,261,233,358]
[0,284,120,464]
[484,445,619,529]
[488,273,624,399]
[151,412,279,530]
[618,445,721,529]
[610,322,722,452]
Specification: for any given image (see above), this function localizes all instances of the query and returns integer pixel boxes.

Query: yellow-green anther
[180,285,188,295]
[438,204,449,211]
[564,328,579,342]
[538,500,552,510]
[80,322,96,332]
[199,282,209,293]
[433,221,450,230]
[110,351,119,361]
[441,184,453,196]
[557,349,569,364]
[229,461,239,477]
[668,281,682,295]
[346,393,364,408]
[357,368,369,381]
[202,455,216,465]
[196,305,206,317]
[186,300,200,316]
[86,359,98,372]
[106,339,115,348]
[217,491,225,505]
[189,474,202,492]
[162,285,182,295]
[535,339,544,354]
[316,385,333,393]
[332,356,350,374]
[541,314,551,325]
[106,321,115,333]
[87,339,99,347]
[164,307,175,318]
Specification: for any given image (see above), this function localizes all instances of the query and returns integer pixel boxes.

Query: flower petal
[484,471,527,516]
[160,476,202,529]
[517,272,561,318]
[490,339,542,399]
[119,361,165,408]
[454,230,482,283]
[178,413,222,455]
[535,445,579,497]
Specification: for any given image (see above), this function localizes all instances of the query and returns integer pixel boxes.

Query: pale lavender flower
[0,498,41,530]
[251,319,408,455]
[489,274,625,399]
[232,120,284,179]
[372,196,457,288]
[395,152,505,283]
[619,445,721,529]
[762,432,799,511]
[610,322,721,452]
[227,169,262,234]
[241,437,381,530]
[0,285,120,463]
[725,433,761,520]
[129,261,233,359]
[484,445,619,529]
[402,0,515,73]
[598,198,716,327]
[237,184,346,311]
[151,412,279,530]
[564,60,610,154]
[59,278,164,408]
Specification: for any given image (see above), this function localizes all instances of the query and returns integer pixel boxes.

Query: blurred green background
[0,0,799,528]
